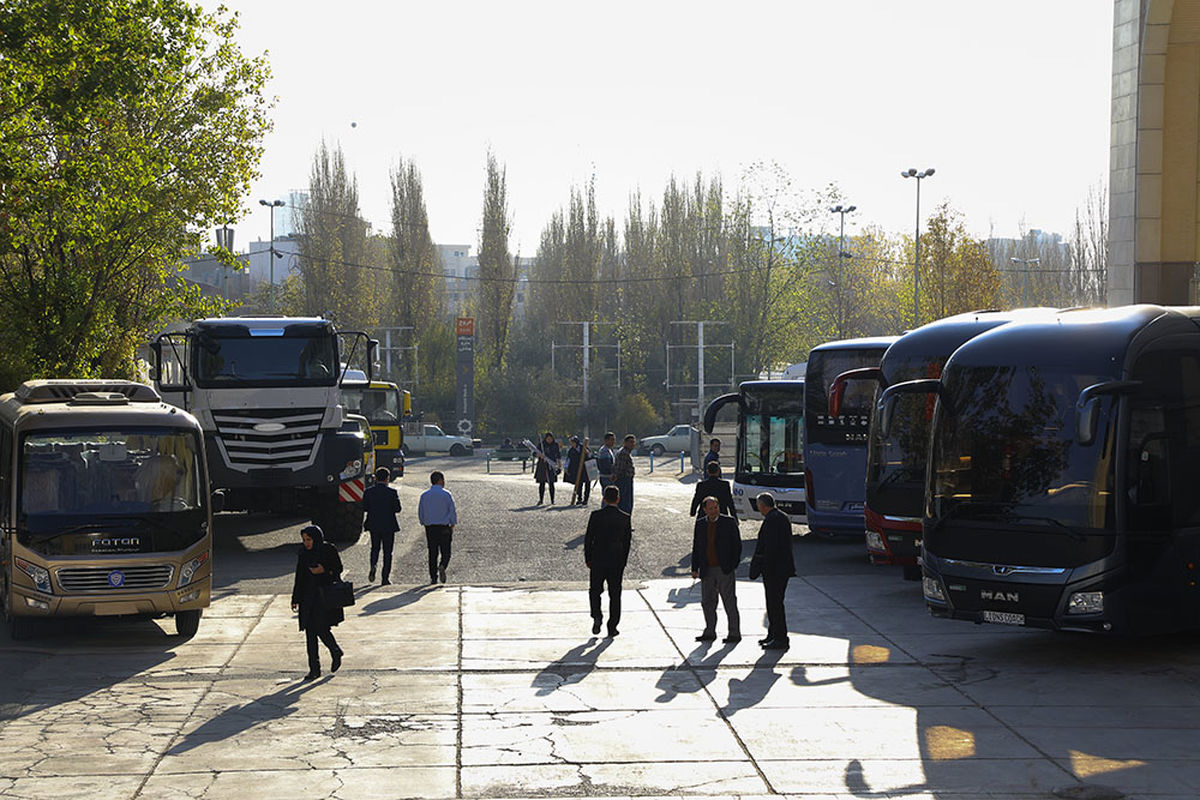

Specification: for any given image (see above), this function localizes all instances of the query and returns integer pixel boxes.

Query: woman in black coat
[533,432,561,505]
[290,524,345,680]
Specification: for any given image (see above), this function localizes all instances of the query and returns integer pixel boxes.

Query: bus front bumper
[11,576,211,619]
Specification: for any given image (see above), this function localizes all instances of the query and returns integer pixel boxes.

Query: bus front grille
[57,565,175,592]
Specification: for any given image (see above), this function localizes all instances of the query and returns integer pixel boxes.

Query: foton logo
[92,537,141,551]
[981,589,1019,603]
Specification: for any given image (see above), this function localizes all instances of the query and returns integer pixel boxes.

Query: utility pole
[668,321,730,421]
[552,322,621,436]
[258,198,285,313]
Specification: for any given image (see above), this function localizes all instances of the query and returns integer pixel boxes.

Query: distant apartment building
[435,244,531,320]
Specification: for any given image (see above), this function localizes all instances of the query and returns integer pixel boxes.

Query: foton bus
[881,305,1200,634]
[804,337,897,535]
[704,378,806,523]
[1,381,215,639]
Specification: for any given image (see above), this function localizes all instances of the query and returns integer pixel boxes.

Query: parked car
[640,424,695,456]
[402,423,474,456]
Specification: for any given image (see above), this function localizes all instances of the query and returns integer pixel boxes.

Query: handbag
[320,579,355,610]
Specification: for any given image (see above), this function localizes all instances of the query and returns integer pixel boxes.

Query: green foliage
[387,157,442,329]
[614,392,662,438]
[0,0,270,388]
[475,151,515,370]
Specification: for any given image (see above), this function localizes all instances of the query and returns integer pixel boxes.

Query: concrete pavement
[4,574,1200,799]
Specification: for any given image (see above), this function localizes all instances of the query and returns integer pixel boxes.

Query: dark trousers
[572,476,591,504]
[700,569,740,637]
[615,477,633,514]
[589,567,623,633]
[306,625,340,672]
[368,529,395,579]
[763,574,790,643]
[425,525,452,581]
[538,479,556,503]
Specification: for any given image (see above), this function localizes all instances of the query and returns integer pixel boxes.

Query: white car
[640,424,694,457]
[403,423,474,457]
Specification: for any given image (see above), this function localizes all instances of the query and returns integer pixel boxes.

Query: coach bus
[804,336,897,535]
[880,305,1200,634]
[703,378,806,523]
[1,381,215,639]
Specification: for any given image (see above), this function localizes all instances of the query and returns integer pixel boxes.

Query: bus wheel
[902,564,922,582]
[175,609,202,638]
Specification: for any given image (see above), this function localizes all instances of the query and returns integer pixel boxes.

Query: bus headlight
[923,575,946,603]
[179,552,210,587]
[865,531,885,551]
[14,557,51,594]
[1067,590,1104,615]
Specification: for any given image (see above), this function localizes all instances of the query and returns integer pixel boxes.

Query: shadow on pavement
[358,585,440,615]
[654,641,736,704]
[531,637,613,696]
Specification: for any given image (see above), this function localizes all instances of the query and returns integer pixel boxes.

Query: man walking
[611,434,637,515]
[748,493,795,651]
[362,467,401,584]
[417,470,457,584]
[595,432,616,491]
[584,484,632,637]
[691,496,741,643]
[689,460,739,519]
[703,438,722,470]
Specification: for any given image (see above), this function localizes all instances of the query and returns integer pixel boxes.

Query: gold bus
[0,380,215,639]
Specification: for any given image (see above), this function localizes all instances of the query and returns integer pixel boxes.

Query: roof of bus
[0,395,201,432]
[738,379,805,390]
[881,308,1058,368]
[808,335,900,354]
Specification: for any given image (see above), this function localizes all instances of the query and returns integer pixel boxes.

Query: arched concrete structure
[1110,0,1200,305]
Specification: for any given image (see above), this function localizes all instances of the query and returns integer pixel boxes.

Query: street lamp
[829,204,856,259]
[1010,257,1040,306]
[258,198,285,314]
[900,168,935,326]
[829,204,856,339]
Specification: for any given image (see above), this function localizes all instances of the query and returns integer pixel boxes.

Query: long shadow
[531,637,613,697]
[665,582,702,608]
[723,648,787,716]
[563,533,585,551]
[358,585,440,615]
[167,675,332,755]
[654,641,736,704]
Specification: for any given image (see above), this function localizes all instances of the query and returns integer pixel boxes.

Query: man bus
[880,305,1200,633]
[704,378,806,523]
[0,380,215,639]
[803,336,897,536]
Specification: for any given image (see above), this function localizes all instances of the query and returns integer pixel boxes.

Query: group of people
[532,431,637,514]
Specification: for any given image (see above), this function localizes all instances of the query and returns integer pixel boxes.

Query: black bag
[320,579,355,611]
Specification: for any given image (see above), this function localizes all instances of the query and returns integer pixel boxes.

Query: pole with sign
[455,317,475,436]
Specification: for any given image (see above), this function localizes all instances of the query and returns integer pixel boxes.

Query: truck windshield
[930,364,1116,531]
[19,427,206,554]
[740,385,804,477]
[194,330,337,388]
[343,386,400,424]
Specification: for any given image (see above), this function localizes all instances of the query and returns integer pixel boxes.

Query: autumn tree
[475,152,515,369]
[913,202,1001,323]
[387,157,442,331]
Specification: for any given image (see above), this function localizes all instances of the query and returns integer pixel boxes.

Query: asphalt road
[211,454,884,596]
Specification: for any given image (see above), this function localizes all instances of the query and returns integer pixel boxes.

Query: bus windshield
[930,364,1116,530]
[194,330,337,388]
[806,347,888,446]
[19,428,206,554]
[739,385,804,477]
[343,386,400,424]
[867,354,946,517]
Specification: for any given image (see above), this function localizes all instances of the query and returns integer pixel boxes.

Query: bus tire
[175,609,202,638]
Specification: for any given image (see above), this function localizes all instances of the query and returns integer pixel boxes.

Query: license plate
[981,610,1025,626]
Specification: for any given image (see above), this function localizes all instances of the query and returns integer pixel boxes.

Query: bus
[342,379,410,477]
[831,311,1051,579]
[1,380,215,639]
[882,305,1200,634]
[804,337,897,535]
[704,379,806,523]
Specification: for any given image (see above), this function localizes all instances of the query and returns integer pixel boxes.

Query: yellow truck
[341,379,409,477]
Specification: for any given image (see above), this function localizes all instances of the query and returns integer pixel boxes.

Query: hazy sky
[212,0,1114,254]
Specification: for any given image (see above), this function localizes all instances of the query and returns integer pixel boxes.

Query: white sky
[210,0,1114,254]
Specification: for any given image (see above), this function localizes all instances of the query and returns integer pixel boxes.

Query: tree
[387,157,442,331]
[913,202,1001,324]
[0,0,270,387]
[475,151,515,369]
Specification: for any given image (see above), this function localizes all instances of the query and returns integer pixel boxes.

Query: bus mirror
[828,367,884,418]
[702,392,743,434]
[876,378,944,440]
[1074,380,1141,446]
[1076,399,1099,446]
[878,393,898,439]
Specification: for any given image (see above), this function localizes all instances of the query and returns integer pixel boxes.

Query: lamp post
[1010,257,1040,306]
[829,204,856,340]
[258,198,285,313]
[900,168,935,326]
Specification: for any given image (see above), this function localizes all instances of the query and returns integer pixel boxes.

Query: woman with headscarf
[290,524,345,680]
[533,431,561,505]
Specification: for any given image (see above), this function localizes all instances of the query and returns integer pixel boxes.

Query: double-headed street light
[258,198,285,314]
[829,204,856,259]
[901,168,935,326]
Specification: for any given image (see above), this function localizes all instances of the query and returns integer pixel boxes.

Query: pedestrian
[418,470,457,584]
[565,436,591,505]
[703,438,722,470]
[595,432,616,491]
[362,466,401,584]
[691,496,742,643]
[611,434,637,515]
[748,493,796,651]
[290,524,345,681]
[584,484,632,638]
[533,431,561,505]
[689,460,739,519]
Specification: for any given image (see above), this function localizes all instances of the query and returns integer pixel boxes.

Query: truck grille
[58,565,174,592]
[212,408,324,471]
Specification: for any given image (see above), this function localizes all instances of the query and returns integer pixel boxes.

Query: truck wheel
[175,609,202,638]
[651,444,665,457]
[450,443,467,457]
[316,496,363,544]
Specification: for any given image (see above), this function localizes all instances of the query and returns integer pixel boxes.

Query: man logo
[981,589,1019,603]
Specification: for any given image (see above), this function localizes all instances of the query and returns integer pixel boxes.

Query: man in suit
[690,496,742,643]
[703,438,722,470]
[584,484,633,637]
[362,467,401,584]
[689,460,739,519]
[748,492,796,651]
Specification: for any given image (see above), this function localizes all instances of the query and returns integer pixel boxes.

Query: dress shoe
[762,640,790,651]
[331,650,343,673]
[302,670,320,681]
[607,628,619,637]
[368,568,376,582]
[758,637,772,646]
[695,632,717,642]
[592,618,602,635]
[723,636,742,644]
[381,578,390,585]
[438,567,447,583]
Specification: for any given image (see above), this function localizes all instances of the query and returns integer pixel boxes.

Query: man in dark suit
[748,492,796,650]
[362,467,401,584]
[689,460,739,519]
[690,496,742,643]
[584,484,633,637]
